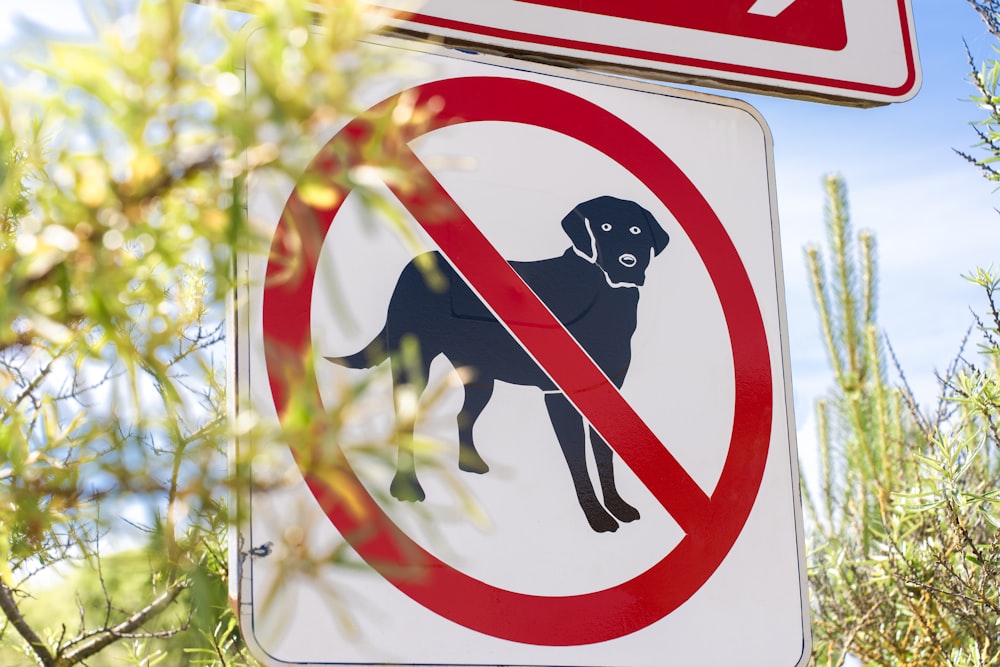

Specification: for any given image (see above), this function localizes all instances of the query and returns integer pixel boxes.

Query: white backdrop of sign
[234,37,809,666]
[365,0,920,105]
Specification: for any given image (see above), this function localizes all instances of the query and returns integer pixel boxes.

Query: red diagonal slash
[262,76,773,645]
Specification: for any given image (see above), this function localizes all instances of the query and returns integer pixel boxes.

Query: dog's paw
[458,446,490,474]
[390,473,425,502]
[584,507,619,533]
[606,496,640,523]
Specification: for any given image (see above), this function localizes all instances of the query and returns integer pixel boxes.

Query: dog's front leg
[590,427,640,523]
[544,393,619,533]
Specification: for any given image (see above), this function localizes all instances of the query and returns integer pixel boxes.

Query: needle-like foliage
[805,177,999,666]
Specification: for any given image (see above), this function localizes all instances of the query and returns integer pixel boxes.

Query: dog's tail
[324,326,388,369]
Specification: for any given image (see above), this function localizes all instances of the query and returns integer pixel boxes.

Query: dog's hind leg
[457,381,493,474]
[544,393,619,533]
[388,341,428,503]
[590,427,640,523]
[389,406,426,502]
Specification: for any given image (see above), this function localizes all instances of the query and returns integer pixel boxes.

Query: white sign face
[233,37,809,667]
[365,0,920,105]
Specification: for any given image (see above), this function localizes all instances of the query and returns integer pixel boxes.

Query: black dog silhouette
[328,195,669,533]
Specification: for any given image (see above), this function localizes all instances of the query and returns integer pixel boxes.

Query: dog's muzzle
[618,253,637,268]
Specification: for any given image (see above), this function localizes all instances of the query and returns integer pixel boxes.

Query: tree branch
[56,578,188,666]
[0,580,56,667]
[0,351,60,423]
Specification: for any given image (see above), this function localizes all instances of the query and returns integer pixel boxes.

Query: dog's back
[369,250,637,388]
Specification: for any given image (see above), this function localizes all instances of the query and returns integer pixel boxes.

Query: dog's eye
[629,226,642,235]
[601,223,612,232]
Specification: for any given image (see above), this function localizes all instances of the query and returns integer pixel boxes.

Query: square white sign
[233,36,810,666]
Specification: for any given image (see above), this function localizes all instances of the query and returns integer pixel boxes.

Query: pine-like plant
[804,176,999,667]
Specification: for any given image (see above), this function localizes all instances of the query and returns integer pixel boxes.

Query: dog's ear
[645,209,670,256]
[561,207,597,261]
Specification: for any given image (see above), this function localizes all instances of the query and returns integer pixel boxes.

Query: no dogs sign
[233,37,809,666]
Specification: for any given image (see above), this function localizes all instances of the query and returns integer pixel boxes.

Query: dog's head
[561,196,669,288]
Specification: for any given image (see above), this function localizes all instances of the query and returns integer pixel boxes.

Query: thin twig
[56,578,188,665]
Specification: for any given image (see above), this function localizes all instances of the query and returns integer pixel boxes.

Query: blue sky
[744,1,1000,421]
[2,0,998,456]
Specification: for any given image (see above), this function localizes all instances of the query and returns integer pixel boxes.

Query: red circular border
[262,76,773,646]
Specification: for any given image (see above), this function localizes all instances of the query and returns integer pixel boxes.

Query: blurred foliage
[803,176,1000,666]
[0,0,417,664]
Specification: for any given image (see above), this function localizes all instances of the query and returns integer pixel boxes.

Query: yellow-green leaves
[296,173,343,209]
